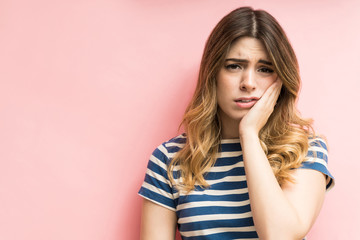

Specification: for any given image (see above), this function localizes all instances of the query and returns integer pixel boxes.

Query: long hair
[168,7,314,192]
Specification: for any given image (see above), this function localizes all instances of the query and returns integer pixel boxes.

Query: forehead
[226,37,270,60]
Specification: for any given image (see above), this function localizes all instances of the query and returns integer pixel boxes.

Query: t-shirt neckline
[220,138,241,144]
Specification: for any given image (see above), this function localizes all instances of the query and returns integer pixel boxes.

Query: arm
[240,133,326,239]
[239,80,326,239]
[140,198,177,240]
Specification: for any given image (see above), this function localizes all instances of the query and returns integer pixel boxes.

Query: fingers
[261,79,281,98]
[259,79,282,109]
[244,78,282,113]
[238,79,282,135]
[268,78,282,97]
[270,79,282,105]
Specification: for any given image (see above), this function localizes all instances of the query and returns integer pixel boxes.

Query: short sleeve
[300,137,335,191]
[138,143,177,211]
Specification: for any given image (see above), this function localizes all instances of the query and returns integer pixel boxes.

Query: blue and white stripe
[139,134,335,239]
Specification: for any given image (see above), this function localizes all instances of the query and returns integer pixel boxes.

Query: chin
[229,113,246,122]
[218,108,248,124]
[233,111,248,121]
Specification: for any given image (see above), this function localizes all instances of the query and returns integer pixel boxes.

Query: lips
[236,99,254,103]
[234,97,259,108]
[235,97,259,102]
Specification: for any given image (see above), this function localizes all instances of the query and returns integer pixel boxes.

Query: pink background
[0,0,359,239]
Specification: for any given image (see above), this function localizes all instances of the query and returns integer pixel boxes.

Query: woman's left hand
[239,78,282,137]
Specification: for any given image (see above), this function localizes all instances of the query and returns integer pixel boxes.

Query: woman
[139,6,334,240]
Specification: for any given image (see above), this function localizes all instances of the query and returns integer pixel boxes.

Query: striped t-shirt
[138,134,335,239]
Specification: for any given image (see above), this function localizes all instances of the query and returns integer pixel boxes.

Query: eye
[258,67,274,73]
[225,64,242,71]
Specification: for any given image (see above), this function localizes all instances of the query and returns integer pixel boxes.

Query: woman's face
[216,37,278,129]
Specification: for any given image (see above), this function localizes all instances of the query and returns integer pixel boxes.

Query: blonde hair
[168,7,314,192]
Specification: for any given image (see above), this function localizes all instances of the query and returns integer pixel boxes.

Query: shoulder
[151,133,187,164]
[306,136,328,163]
[163,133,187,151]
[308,136,328,149]
[302,135,335,190]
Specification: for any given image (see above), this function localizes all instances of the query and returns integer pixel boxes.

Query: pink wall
[0,0,358,239]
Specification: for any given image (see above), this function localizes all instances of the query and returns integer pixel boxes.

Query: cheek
[217,80,234,103]
[216,77,227,96]
[217,75,237,93]
[259,76,277,93]
[216,83,225,103]
[216,80,233,109]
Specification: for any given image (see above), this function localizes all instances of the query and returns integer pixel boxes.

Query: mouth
[235,99,254,103]
[235,97,259,102]
[234,97,259,108]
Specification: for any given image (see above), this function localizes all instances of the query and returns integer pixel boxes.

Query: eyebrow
[225,58,273,66]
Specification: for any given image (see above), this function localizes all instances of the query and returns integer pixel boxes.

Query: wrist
[239,129,259,142]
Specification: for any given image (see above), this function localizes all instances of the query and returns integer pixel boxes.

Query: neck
[220,116,240,139]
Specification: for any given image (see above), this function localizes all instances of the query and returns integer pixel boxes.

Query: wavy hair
[168,7,314,192]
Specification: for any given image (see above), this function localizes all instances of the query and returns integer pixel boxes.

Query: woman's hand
[239,78,282,138]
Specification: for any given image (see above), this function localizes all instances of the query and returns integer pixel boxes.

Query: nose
[240,69,256,91]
